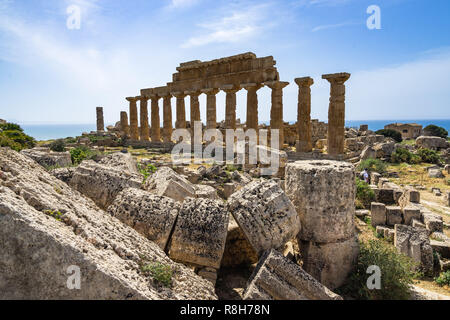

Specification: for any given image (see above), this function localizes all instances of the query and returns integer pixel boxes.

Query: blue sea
[18,120,450,141]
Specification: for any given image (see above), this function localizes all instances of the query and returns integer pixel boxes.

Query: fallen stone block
[98,152,139,174]
[69,160,142,210]
[403,206,421,226]
[285,160,355,243]
[0,147,216,300]
[386,206,403,226]
[371,202,386,227]
[50,167,75,184]
[243,249,342,300]
[144,167,196,202]
[107,188,180,250]
[422,211,444,233]
[394,225,433,274]
[169,198,229,269]
[299,236,359,290]
[412,219,426,229]
[228,180,301,256]
[355,209,370,218]
[195,184,219,200]
[376,188,395,205]
[21,148,72,168]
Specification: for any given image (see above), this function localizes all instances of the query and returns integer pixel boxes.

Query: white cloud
[167,0,200,9]
[311,21,358,32]
[181,2,273,48]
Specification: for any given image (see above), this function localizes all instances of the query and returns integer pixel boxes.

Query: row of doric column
[295,72,350,155]
[122,81,289,146]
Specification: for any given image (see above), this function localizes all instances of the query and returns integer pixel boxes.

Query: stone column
[322,73,351,155]
[222,85,240,130]
[162,94,173,143]
[295,77,314,152]
[187,90,201,127]
[243,83,263,133]
[120,111,129,137]
[150,94,161,142]
[173,92,187,129]
[201,88,220,130]
[267,81,289,148]
[96,107,104,132]
[126,97,139,140]
[139,96,150,141]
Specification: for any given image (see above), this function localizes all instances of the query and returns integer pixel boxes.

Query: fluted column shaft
[150,95,161,142]
[173,92,187,129]
[96,107,104,132]
[295,77,314,152]
[323,73,351,155]
[120,111,129,137]
[202,88,219,130]
[162,94,173,143]
[223,86,240,130]
[267,81,289,148]
[126,97,139,140]
[139,96,150,141]
[243,83,263,132]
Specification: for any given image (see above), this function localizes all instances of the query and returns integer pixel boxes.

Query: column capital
[201,88,220,95]
[265,81,289,90]
[322,72,351,84]
[185,90,201,97]
[126,96,139,102]
[221,84,241,93]
[160,93,173,99]
[148,94,161,101]
[171,91,187,98]
[295,77,314,87]
[139,95,151,101]
[242,83,264,91]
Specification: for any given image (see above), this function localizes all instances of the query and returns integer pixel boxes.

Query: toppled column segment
[227,180,301,256]
[243,249,343,300]
[107,188,180,251]
[144,167,196,202]
[169,198,229,270]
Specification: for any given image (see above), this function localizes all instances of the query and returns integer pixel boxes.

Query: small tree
[355,178,375,209]
[391,148,421,164]
[424,125,448,139]
[49,139,66,152]
[376,129,402,143]
[417,148,442,164]
[358,158,387,174]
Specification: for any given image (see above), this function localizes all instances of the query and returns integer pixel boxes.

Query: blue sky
[0,0,449,125]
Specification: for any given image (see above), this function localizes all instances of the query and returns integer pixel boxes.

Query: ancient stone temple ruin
[97,52,351,156]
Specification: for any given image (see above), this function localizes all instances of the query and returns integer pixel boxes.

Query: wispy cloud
[312,21,359,32]
[167,0,200,9]
[294,0,352,8]
[181,2,274,48]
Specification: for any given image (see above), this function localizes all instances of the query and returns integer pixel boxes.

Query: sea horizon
[16,119,450,141]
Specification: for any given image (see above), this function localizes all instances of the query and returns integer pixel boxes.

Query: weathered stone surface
[195,184,219,200]
[50,167,76,184]
[371,202,386,227]
[376,188,395,205]
[422,210,444,233]
[370,172,381,186]
[243,249,342,300]
[299,236,359,290]
[228,180,301,256]
[221,216,258,268]
[21,148,72,168]
[430,240,450,259]
[285,160,355,243]
[98,152,139,174]
[169,198,229,269]
[416,136,449,150]
[394,225,433,274]
[107,188,179,250]
[403,206,421,226]
[386,206,403,226]
[428,169,445,178]
[0,148,216,300]
[69,160,142,210]
[360,146,377,160]
[144,167,196,202]
[96,107,104,131]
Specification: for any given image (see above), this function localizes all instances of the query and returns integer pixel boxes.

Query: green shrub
[391,148,421,164]
[356,178,375,209]
[70,146,97,165]
[138,163,157,183]
[376,129,402,143]
[358,158,387,174]
[416,148,441,164]
[435,271,450,287]
[141,262,173,287]
[340,239,417,300]
[49,139,66,152]
[43,210,63,222]
[424,125,448,139]
[0,123,35,151]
